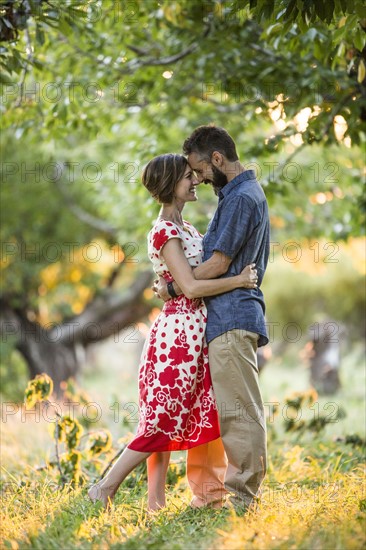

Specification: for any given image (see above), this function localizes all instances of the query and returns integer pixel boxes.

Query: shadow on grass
[107,504,233,550]
[14,490,92,550]
[11,482,233,550]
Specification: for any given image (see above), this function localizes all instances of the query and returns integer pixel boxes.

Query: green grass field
[1,343,365,549]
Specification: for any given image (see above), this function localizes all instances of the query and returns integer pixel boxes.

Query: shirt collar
[218,169,256,200]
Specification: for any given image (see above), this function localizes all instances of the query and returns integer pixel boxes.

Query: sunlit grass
[1,344,365,549]
[1,437,365,550]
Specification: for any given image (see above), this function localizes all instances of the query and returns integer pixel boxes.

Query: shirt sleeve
[213,195,256,259]
[151,220,183,253]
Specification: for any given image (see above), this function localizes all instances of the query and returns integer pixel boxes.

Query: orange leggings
[187,437,228,507]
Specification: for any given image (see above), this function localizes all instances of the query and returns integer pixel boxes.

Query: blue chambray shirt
[202,169,270,347]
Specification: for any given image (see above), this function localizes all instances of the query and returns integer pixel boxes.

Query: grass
[1,439,365,550]
[1,343,365,549]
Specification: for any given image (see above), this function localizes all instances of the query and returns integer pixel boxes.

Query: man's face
[187,152,228,195]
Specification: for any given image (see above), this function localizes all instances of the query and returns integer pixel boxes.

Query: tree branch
[269,90,356,183]
[54,172,118,238]
[48,402,67,487]
[249,42,283,62]
[15,23,33,107]
[105,260,125,288]
[316,91,356,142]
[205,97,262,112]
[126,40,199,67]
[51,270,154,345]
[124,24,211,68]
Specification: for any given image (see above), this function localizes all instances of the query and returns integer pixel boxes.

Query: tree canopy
[0,0,365,387]
[1,1,365,234]
[1,1,365,141]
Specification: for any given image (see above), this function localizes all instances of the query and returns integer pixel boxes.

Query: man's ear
[211,151,224,167]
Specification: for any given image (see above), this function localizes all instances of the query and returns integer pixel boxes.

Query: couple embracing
[89,124,270,514]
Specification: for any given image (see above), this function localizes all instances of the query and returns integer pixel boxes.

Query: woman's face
[174,166,199,204]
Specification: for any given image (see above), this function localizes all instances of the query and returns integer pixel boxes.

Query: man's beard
[209,164,228,195]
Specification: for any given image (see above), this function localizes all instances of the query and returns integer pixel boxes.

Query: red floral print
[128,220,220,453]
[152,228,168,251]
[159,366,180,387]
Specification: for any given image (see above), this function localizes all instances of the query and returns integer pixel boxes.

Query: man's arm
[152,251,232,301]
[192,251,231,279]
[154,193,254,300]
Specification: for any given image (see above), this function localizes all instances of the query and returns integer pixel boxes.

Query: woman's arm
[161,238,257,299]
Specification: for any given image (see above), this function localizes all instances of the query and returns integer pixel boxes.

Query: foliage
[23,373,114,485]
[85,430,112,458]
[1,0,365,146]
[60,378,95,428]
[1,0,365,177]
[21,372,185,487]
[60,450,83,485]
[24,372,53,408]
[281,388,347,436]
[60,377,90,407]
[0,135,104,313]
[0,0,364,389]
[263,238,366,341]
[1,0,364,308]
[51,415,84,450]
[0,347,28,401]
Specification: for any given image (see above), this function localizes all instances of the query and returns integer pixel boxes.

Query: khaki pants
[186,437,228,507]
[208,329,267,507]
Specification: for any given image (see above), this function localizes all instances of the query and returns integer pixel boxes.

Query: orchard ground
[1,337,365,550]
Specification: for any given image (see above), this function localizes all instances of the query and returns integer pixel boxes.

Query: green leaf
[353,27,366,51]
[340,0,352,13]
[24,374,54,408]
[0,71,14,84]
[355,3,366,18]
[284,0,297,20]
[35,24,45,46]
[324,0,335,24]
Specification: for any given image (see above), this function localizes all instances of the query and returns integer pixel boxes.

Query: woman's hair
[142,153,188,204]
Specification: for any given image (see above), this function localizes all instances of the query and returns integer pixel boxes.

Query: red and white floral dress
[128,219,221,452]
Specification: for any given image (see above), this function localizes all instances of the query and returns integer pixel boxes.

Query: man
[155,124,269,511]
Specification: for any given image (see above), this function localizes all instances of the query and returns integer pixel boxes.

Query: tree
[1,1,364,228]
[1,1,365,144]
[1,0,365,391]
[0,133,154,391]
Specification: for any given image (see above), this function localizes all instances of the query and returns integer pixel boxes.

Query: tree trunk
[17,323,82,392]
[308,321,342,395]
[0,271,154,395]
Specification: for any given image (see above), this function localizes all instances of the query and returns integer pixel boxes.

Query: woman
[88,154,258,511]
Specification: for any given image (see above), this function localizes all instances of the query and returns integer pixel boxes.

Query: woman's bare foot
[147,501,166,512]
[88,482,115,509]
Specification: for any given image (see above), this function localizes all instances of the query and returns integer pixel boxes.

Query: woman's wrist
[167,281,178,298]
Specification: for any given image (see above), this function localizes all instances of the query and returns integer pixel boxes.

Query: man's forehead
[188,152,206,167]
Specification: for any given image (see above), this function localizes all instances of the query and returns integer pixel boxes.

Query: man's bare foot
[190,496,227,509]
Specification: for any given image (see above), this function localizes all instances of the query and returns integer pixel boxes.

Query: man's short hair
[183,124,239,162]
